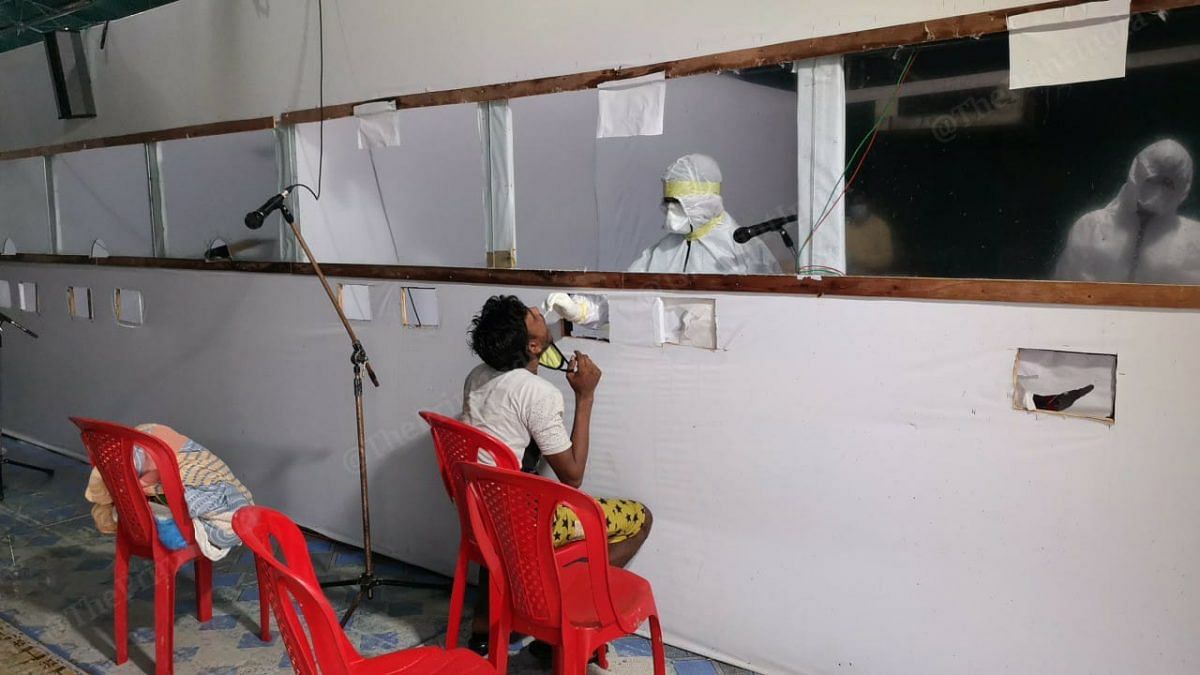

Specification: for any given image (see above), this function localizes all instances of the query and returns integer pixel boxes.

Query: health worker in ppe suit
[628,154,782,274]
[1056,139,1200,284]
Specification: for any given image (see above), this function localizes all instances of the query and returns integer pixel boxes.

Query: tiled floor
[0,440,759,674]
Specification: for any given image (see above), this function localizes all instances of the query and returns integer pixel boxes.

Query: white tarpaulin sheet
[1007,0,1131,90]
[795,56,847,274]
[480,101,516,262]
[597,71,666,138]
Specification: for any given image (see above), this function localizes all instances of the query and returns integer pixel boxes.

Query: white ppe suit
[627,154,781,275]
[1056,139,1200,284]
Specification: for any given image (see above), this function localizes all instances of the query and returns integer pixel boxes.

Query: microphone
[244,189,290,230]
[733,214,798,244]
[0,310,38,338]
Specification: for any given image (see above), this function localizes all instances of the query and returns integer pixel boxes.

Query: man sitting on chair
[461,295,653,654]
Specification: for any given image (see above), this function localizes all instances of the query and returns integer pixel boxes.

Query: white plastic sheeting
[795,56,848,274]
[296,106,485,266]
[5,262,1200,673]
[54,145,154,256]
[0,158,52,254]
[480,101,517,265]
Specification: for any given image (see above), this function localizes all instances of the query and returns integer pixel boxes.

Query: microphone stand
[0,316,53,502]
[272,204,447,626]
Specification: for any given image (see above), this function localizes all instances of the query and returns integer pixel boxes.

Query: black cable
[683,240,692,272]
[407,288,422,327]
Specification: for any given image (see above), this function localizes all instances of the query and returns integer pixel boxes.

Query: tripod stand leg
[4,459,54,477]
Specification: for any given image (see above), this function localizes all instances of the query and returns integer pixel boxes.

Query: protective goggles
[538,341,575,373]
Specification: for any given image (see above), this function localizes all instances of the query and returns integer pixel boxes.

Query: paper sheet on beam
[1007,0,1130,90]
[354,101,402,149]
[597,72,665,138]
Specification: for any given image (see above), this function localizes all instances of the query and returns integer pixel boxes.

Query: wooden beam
[3,0,1195,154]
[0,117,276,162]
[4,254,1200,310]
[280,0,1199,125]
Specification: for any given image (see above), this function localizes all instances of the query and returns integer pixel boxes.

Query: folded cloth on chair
[83,423,254,561]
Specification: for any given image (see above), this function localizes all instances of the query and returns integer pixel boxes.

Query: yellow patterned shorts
[552,498,647,548]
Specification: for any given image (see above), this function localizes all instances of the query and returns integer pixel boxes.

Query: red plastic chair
[233,505,495,674]
[71,417,269,675]
[460,463,666,675]
[418,411,522,649]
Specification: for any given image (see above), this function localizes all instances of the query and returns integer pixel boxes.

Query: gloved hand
[1033,384,1095,412]
[544,293,591,324]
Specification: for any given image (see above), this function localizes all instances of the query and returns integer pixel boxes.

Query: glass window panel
[55,145,154,256]
[511,89,599,270]
[595,72,798,273]
[844,7,1200,283]
[0,158,52,254]
[297,104,484,266]
[160,129,281,260]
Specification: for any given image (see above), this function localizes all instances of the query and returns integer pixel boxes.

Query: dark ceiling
[0,0,179,54]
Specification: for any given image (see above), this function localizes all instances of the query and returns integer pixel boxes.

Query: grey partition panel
[161,130,281,259]
[0,158,52,254]
[595,73,798,271]
[511,89,599,270]
[297,105,484,266]
[55,145,154,256]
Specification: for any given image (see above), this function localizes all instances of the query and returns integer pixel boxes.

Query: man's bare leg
[607,507,653,568]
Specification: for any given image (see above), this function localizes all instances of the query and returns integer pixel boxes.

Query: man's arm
[544,352,601,488]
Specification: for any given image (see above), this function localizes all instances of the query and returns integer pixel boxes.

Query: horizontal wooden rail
[0,117,276,162]
[3,254,1199,310]
[2,0,1197,159]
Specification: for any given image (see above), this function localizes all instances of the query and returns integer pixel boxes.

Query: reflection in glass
[844,6,1200,282]
[1056,139,1198,283]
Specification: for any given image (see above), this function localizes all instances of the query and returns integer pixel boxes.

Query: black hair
[468,295,531,371]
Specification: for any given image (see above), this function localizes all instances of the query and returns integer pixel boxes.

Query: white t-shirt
[461,363,572,466]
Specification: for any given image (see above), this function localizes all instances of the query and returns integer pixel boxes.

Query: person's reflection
[844,193,896,275]
[1056,139,1200,284]
[628,154,781,275]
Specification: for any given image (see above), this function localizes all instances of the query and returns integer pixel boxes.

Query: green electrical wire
[799,51,918,267]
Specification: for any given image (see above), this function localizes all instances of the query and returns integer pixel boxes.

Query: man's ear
[527,336,543,357]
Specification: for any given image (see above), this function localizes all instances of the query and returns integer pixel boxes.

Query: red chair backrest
[70,417,194,551]
[460,464,621,631]
[233,506,359,675]
[419,412,520,533]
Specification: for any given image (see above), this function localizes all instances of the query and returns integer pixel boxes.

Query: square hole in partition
[401,287,439,327]
[0,281,10,309]
[114,288,144,326]
[67,286,93,320]
[1013,349,1116,422]
[656,297,717,350]
[339,284,372,321]
[17,282,38,313]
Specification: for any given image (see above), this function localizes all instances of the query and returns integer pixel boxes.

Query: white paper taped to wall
[1007,0,1131,90]
[597,72,666,138]
[354,101,402,149]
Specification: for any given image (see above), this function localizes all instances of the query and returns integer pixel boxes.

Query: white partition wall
[3,262,1200,674]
